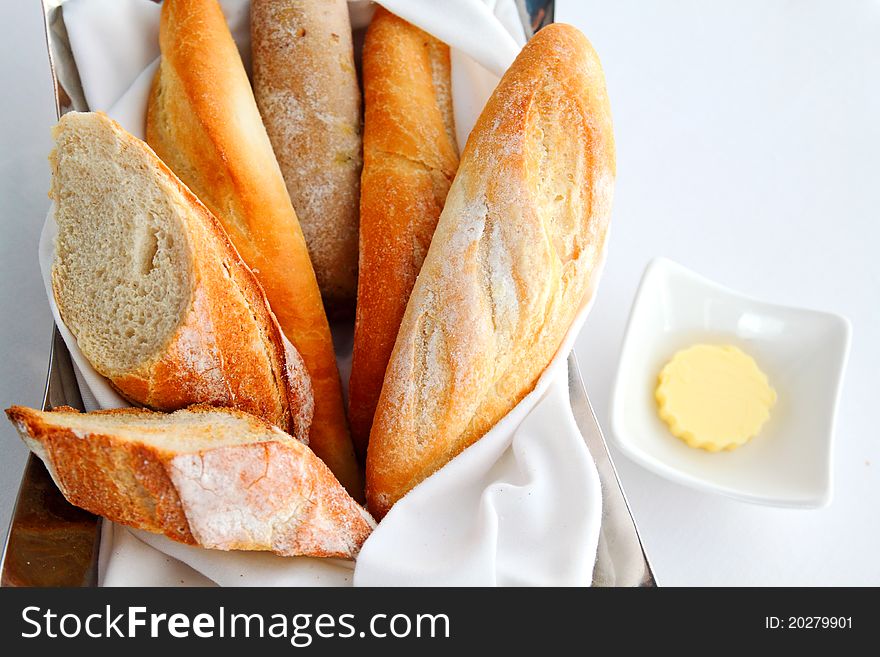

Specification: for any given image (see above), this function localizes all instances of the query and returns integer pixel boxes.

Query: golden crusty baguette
[348,8,460,459]
[251,0,362,310]
[366,24,616,518]
[146,0,362,498]
[51,111,313,441]
[6,405,374,559]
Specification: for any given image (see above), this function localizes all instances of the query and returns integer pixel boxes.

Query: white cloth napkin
[42,0,604,586]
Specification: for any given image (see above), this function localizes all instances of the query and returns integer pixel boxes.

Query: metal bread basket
[0,0,655,587]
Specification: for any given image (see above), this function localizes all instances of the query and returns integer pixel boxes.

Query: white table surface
[1,0,877,586]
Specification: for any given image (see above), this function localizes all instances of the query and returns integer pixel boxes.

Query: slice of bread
[6,405,375,559]
[49,111,313,441]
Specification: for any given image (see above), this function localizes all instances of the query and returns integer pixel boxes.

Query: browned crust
[7,405,195,545]
[251,0,362,308]
[348,8,459,459]
[6,405,374,559]
[50,112,313,442]
[146,0,362,499]
[365,24,616,518]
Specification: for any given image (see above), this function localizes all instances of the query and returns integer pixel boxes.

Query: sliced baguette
[50,111,314,442]
[6,405,375,559]
[146,0,361,498]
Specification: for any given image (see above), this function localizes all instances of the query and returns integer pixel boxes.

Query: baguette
[365,24,616,518]
[146,0,361,498]
[251,0,361,309]
[6,405,374,559]
[50,111,313,441]
[348,8,459,459]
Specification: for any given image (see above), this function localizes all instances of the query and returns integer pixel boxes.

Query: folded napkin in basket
[39,0,603,586]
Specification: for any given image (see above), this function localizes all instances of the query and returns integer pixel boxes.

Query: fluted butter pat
[655,344,776,452]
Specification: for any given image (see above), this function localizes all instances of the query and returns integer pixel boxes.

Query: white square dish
[610,258,851,508]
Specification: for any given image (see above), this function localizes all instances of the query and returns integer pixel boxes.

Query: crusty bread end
[50,111,314,442]
[7,405,374,559]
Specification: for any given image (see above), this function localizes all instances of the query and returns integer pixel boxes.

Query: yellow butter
[655,344,776,452]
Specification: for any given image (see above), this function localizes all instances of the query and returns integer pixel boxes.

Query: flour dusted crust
[169,441,375,557]
[50,112,313,441]
[251,0,361,309]
[349,8,459,458]
[146,0,362,498]
[6,405,374,559]
[365,24,616,518]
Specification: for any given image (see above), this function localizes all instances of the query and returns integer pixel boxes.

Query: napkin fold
[44,0,603,587]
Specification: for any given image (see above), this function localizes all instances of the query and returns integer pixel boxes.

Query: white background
[1,0,877,585]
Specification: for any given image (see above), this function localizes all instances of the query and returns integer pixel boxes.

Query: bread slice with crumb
[50,111,313,441]
[6,405,374,559]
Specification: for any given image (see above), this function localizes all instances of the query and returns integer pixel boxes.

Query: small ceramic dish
[610,258,851,508]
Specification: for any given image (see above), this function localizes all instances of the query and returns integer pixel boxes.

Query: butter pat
[655,344,776,452]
